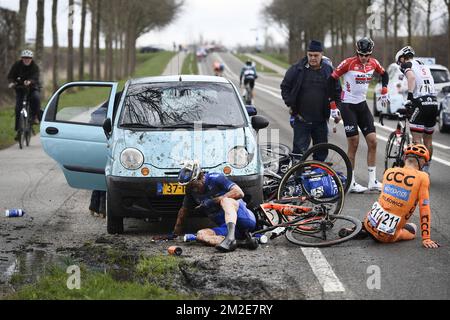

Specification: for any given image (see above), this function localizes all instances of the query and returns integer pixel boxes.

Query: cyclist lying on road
[172,160,256,253]
[340,144,439,249]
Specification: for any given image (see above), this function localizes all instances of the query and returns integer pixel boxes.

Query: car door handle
[46,127,59,135]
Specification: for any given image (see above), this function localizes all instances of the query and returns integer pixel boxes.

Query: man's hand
[24,80,31,86]
[331,109,341,123]
[423,239,440,249]
[8,83,15,89]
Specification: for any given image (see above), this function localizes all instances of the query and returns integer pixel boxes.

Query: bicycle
[260,142,353,200]
[246,161,362,247]
[380,109,410,171]
[243,83,253,105]
[13,84,33,149]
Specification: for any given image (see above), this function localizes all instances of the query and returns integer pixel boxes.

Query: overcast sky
[0,0,286,49]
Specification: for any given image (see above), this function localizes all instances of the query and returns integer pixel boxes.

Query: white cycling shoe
[349,182,368,194]
[368,180,382,192]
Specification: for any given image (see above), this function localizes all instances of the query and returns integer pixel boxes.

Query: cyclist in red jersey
[328,38,390,193]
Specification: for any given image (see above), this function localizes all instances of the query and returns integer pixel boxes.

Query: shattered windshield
[119,82,246,128]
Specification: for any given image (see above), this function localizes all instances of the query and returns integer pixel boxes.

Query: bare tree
[79,0,87,80]
[35,0,45,66]
[89,0,96,80]
[18,0,29,51]
[67,0,74,83]
[444,0,450,66]
[52,0,59,91]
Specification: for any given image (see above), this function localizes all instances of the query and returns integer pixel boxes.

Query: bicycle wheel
[385,132,409,170]
[260,143,291,173]
[301,143,353,194]
[263,173,281,201]
[18,115,26,150]
[277,160,345,217]
[25,120,31,147]
[285,214,362,247]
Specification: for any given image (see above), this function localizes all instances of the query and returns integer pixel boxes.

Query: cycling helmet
[356,38,374,55]
[395,46,415,65]
[178,160,201,186]
[405,144,430,162]
[21,50,34,58]
[246,60,252,66]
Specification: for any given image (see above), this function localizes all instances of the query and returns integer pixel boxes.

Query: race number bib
[368,202,402,236]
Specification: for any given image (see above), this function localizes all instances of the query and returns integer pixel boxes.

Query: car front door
[40,82,119,190]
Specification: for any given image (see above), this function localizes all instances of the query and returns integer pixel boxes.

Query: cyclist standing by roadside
[240,60,258,101]
[328,38,390,193]
[340,144,439,249]
[7,50,42,141]
[395,46,438,174]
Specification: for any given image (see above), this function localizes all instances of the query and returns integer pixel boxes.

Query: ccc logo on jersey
[386,172,415,187]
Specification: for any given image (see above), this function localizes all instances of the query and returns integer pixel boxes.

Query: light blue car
[40,76,269,234]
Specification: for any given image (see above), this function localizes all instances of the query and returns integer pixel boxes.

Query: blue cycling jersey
[240,65,257,81]
[301,169,345,197]
[182,173,236,212]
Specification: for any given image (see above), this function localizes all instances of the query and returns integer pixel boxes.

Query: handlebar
[379,109,408,126]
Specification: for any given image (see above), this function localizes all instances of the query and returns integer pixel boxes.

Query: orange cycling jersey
[364,167,431,243]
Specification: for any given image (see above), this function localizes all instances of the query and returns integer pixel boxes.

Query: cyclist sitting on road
[340,144,439,249]
[7,50,42,141]
[240,60,258,101]
[328,38,390,193]
[395,46,438,175]
[172,160,257,253]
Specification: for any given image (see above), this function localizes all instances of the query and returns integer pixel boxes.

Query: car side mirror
[103,118,112,139]
[251,115,269,132]
[246,105,257,117]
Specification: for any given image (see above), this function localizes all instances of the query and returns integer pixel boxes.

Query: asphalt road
[1,52,449,300]
[202,51,450,299]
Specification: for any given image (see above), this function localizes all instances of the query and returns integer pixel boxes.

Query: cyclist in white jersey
[395,46,438,174]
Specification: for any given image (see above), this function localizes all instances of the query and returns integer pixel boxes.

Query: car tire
[373,93,380,117]
[439,109,450,133]
[106,190,124,234]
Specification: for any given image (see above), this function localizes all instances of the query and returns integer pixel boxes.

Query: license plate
[159,183,186,196]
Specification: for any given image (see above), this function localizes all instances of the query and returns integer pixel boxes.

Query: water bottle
[269,227,286,239]
[254,234,269,244]
[183,234,197,242]
[5,209,25,218]
[168,246,183,256]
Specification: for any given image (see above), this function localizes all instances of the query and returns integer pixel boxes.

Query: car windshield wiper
[120,123,161,129]
[200,123,241,129]
[161,123,240,129]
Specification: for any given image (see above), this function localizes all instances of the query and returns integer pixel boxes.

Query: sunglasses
[358,53,372,57]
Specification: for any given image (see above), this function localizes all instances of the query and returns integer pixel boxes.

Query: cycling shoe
[216,238,237,252]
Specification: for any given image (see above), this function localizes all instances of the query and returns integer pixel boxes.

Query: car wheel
[439,110,450,133]
[106,190,124,234]
[373,93,380,117]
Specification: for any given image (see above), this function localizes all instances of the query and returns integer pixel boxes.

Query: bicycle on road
[380,109,410,170]
[12,84,34,149]
[246,160,362,247]
[260,142,353,200]
[243,83,253,105]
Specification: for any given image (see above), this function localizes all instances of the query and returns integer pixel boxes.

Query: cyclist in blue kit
[172,160,256,252]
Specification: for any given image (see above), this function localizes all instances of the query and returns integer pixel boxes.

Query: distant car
[40,76,269,234]
[374,62,450,116]
[437,86,450,133]
[140,46,162,54]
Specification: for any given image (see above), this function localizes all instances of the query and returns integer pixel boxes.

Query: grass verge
[181,53,199,75]
[256,53,290,70]
[233,53,276,74]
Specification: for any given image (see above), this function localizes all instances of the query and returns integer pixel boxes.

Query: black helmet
[356,38,374,55]
[178,160,201,186]
[246,60,252,66]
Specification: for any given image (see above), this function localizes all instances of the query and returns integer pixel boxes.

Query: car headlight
[120,148,144,170]
[228,147,251,169]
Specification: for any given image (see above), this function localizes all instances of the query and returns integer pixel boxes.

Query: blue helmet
[178,160,201,186]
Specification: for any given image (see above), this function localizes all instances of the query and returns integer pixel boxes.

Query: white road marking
[301,248,345,293]
[213,52,346,294]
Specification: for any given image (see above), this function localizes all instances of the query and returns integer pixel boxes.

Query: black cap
[308,40,323,52]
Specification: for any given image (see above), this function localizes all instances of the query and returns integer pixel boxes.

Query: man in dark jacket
[7,50,42,138]
[280,40,342,161]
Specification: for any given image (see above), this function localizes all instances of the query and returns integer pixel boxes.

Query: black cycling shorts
[409,95,439,135]
[244,79,255,89]
[340,101,376,138]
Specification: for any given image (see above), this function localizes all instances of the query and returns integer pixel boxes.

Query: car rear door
[40,82,119,191]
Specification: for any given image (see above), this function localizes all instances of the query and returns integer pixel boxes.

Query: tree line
[1,0,182,103]
[264,0,450,67]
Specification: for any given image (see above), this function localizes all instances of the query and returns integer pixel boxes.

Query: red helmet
[405,144,430,162]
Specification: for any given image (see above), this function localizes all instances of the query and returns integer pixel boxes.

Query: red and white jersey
[332,56,386,104]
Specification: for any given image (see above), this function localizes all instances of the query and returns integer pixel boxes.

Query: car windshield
[119,82,246,128]
[431,69,450,84]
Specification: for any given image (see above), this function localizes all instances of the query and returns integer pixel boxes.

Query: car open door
[40,82,119,190]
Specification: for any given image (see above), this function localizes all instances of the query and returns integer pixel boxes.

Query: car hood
[122,128,251,169]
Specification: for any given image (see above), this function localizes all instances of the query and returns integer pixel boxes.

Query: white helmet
[395,46,415,65]
[21,50,34,58]
[178,160,201,186]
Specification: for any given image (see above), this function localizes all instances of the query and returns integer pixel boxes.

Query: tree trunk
[79,0,87,80]
[35,0,45,66]
[89,0,96,80]
[383,0,388,66]
[393,0,399,50]
[426,0,432,56]
[67,0,74,83]
[95,0,101,80]
[18,0,29,51]
[52,0,59,91]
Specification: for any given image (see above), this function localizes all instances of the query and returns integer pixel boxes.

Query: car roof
[129,75,231,85]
